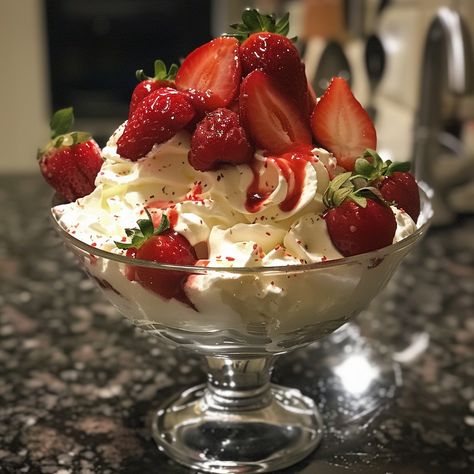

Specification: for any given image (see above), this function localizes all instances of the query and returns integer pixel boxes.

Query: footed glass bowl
[51,187,432,473]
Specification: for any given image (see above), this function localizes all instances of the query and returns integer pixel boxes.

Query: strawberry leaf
[323,171,353,208]
[349,194,367,208]
[137,216,154,238]
[275,12,290,36]
[136,60,178,82]
[154,214,170,235]
[115,241,134,250]
[229,9,293,41]
[384,161,411,175]
[50,107,74,139]
[354,158,375,178]
[242,9,263,31]
[115,209,170,252]
[362,148,381,164]
[333,187,353,206]
[154,59,167,79]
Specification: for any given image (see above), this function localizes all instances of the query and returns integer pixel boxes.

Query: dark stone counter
[1,175,473,473]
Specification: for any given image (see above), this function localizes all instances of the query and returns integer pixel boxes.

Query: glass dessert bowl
[51,187,432,473]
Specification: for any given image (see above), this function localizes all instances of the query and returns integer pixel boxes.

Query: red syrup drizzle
[145,181,204,229]
[245,145,314,213]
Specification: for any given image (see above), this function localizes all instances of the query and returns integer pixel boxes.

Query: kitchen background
[1,0,474,222]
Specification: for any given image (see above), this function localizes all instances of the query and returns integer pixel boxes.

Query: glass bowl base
[152,383,323,473]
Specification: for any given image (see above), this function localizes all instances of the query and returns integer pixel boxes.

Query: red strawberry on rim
[323,170,396,256]
[311,77,376,171]
[116,210,197,304]
[353,149,420,222]
[325,199,397,257]
[38,107,103,203]
[175,37,241,112]
[128,59,178,119]
[379,171,420,222]
[189,108,253,171]
[117,88,195,161]
[240,70,312,154]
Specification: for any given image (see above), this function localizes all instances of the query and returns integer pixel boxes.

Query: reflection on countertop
[0,175,473,473]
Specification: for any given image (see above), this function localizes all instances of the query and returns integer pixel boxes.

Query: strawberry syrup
[245,147,313,213]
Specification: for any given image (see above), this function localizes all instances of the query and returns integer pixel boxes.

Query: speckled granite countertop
[1,175,473,474]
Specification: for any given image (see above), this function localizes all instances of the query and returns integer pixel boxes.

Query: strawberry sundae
[42,10,423,344]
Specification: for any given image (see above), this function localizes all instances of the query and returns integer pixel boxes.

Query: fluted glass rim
[50,183,433,275]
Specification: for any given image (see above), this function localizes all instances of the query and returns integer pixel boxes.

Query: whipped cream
[54,125,419,350]
[55,124,417,266]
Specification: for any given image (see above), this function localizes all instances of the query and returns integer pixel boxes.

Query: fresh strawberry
[379,171,420,222]
[175,37,241,112]
[188,108,253,171]
[239,70,312,154]
[352,149,420,222]
[323,171,396,256]
[311,77,376,171]
[325,199,396,256]
[128,60,178,118]
[116,211,197,302]
[117,88,195,160]
[38,107,103,202]
[232,10,310,116]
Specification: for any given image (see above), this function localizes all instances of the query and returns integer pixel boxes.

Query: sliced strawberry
[117,88,195,161]
[175,37,241,112]
[311,77,376,171]
[240,33,309,116]
[239,70,312,154]
[379,171,420,222]
[38,107,103,202]
[188,108,253,171]
[128,60,178,118]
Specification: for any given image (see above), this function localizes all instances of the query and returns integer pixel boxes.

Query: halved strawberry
[311,77,376,171]
[239,70,312,154]
[175,37,241,112]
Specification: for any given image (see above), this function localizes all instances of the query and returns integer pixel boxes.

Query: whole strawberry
[115,210,197,303]
[117,88,195,161]
[128,60,178,119]
[323,172,396,256]
[38,107,103,202]
[379,171,420,222]
[353,150,420,222]
[189,108,253,171]
[231,10,310,117]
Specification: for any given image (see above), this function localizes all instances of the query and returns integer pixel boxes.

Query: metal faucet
[413,6,473,224]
